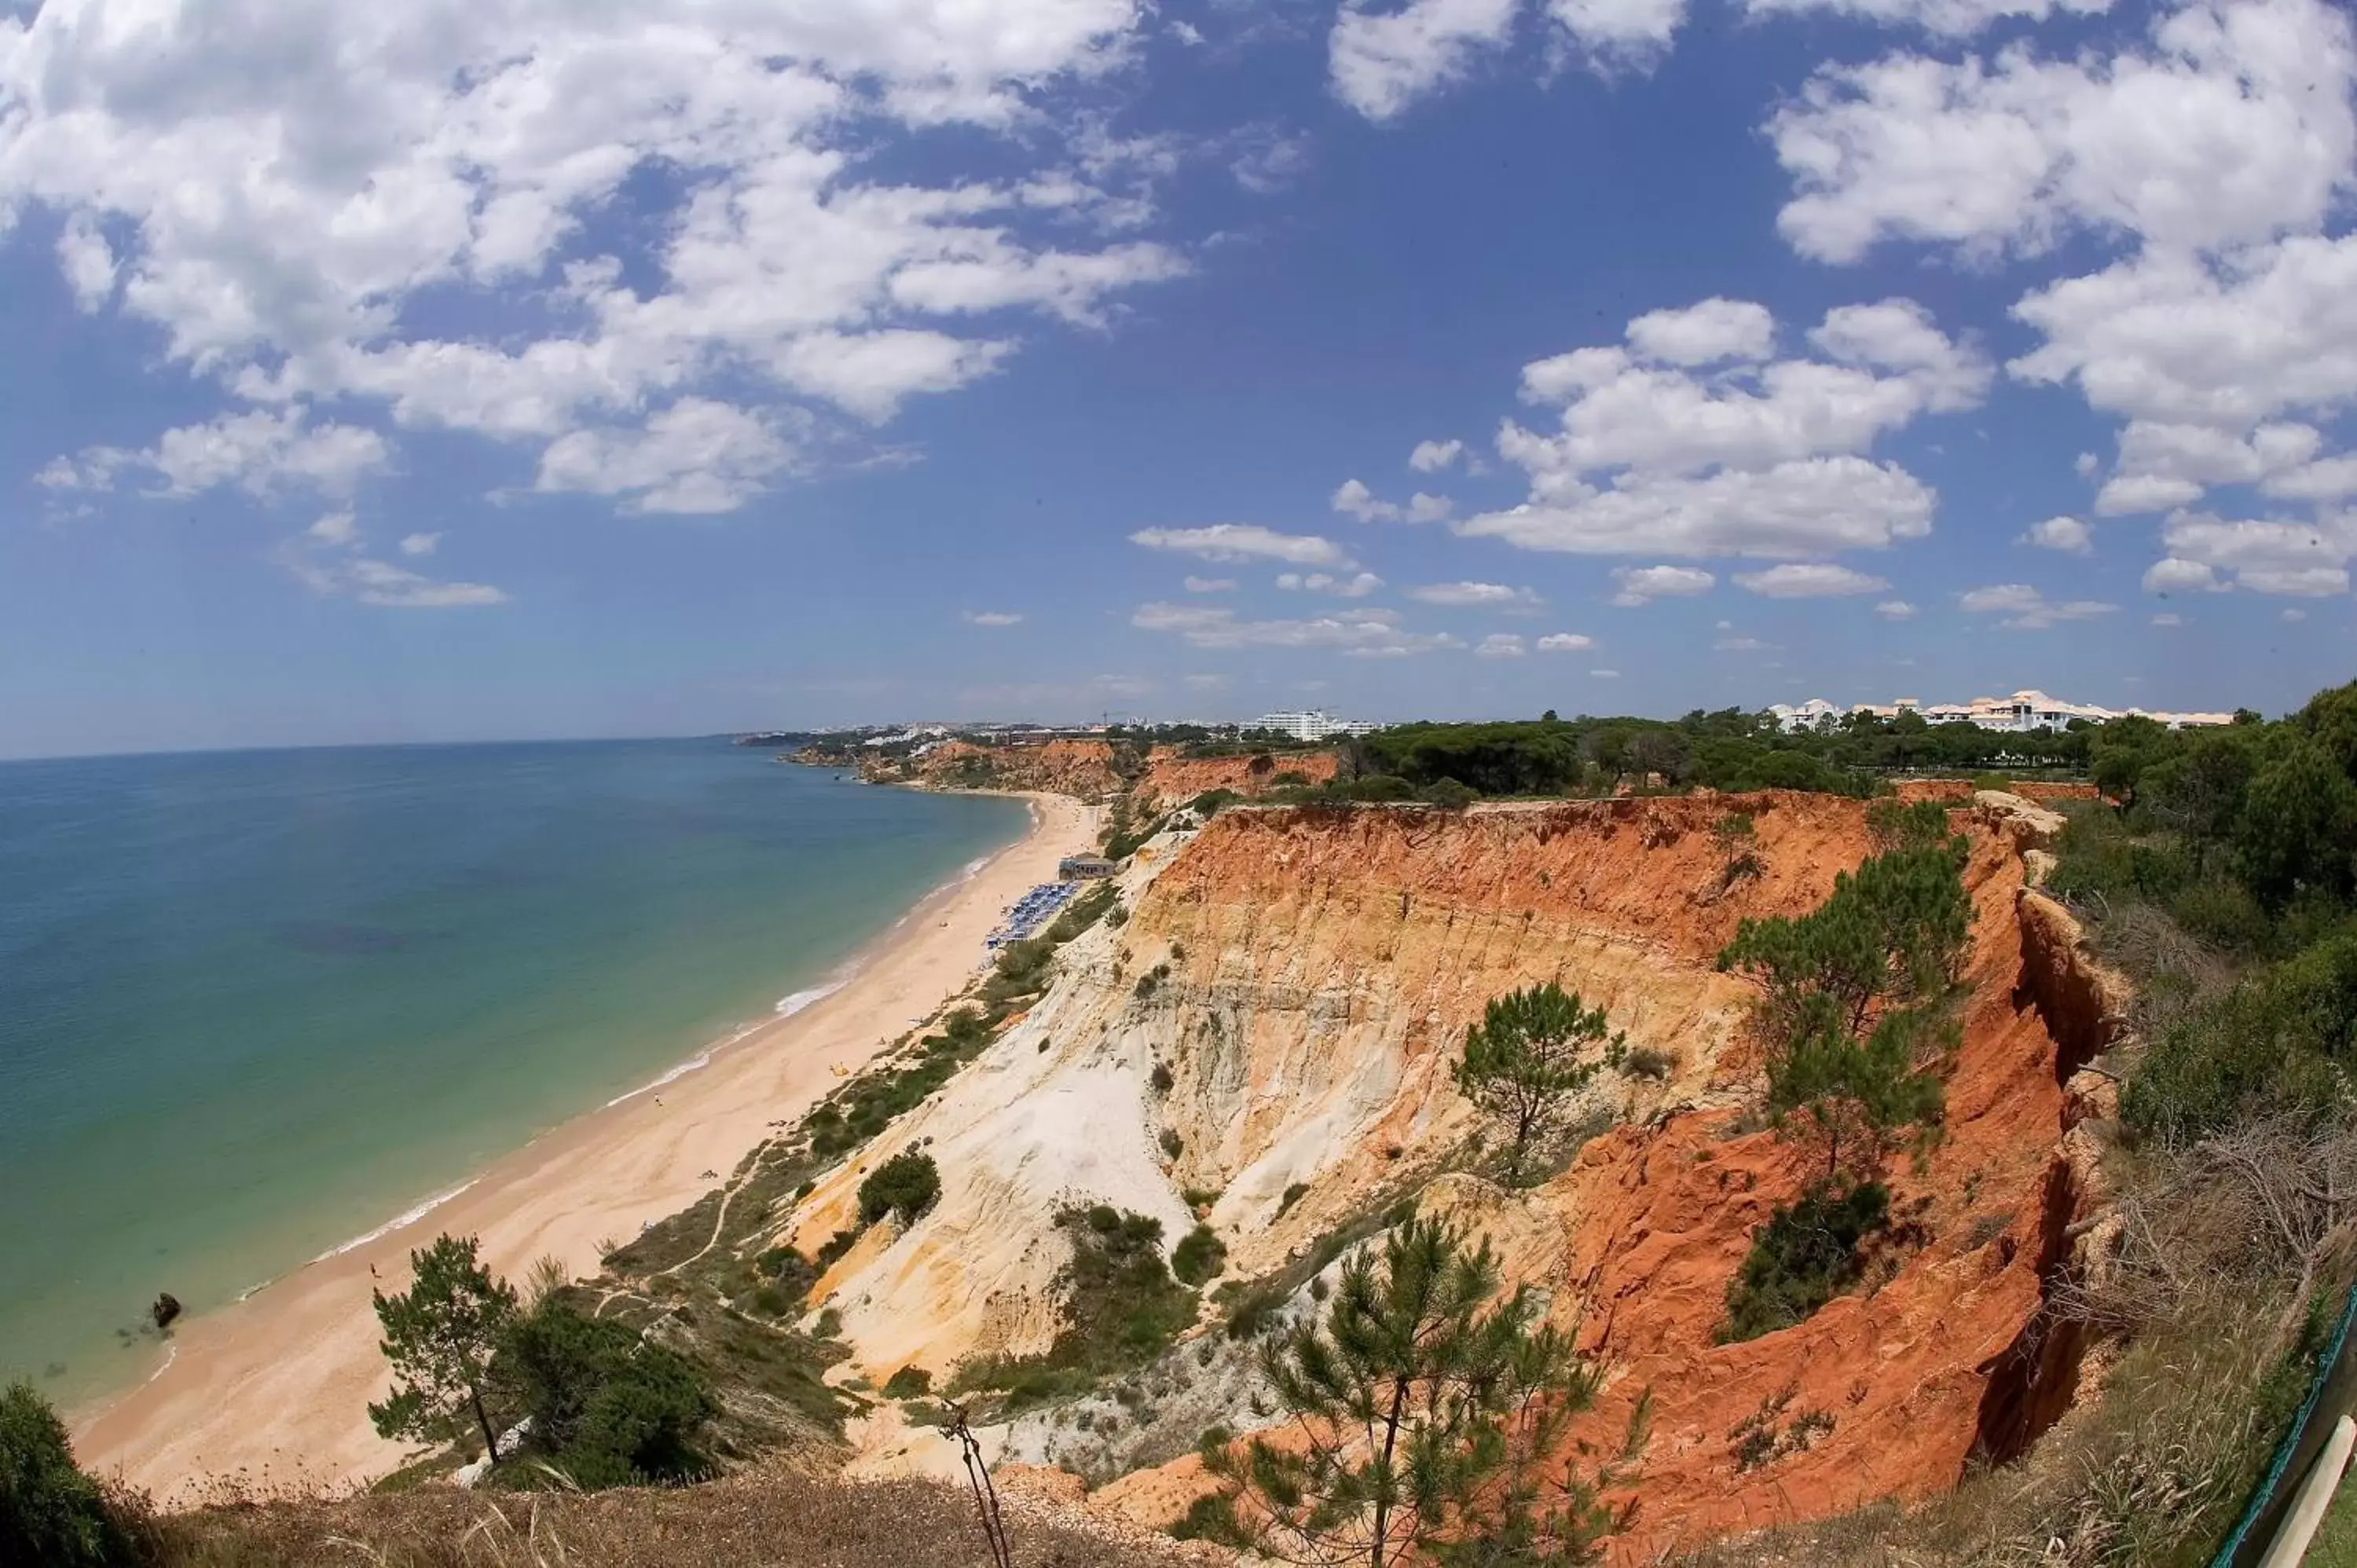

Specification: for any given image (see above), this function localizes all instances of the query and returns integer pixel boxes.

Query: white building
[1772,689,2234,735]
[1254,709,1380,742]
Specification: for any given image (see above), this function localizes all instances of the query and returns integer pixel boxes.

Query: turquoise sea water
[0,740,1025,1405]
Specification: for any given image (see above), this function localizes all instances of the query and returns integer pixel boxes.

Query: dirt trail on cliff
[780,793,2105,1559]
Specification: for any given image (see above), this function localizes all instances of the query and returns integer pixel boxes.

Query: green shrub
[2124,932,2357,1141]
[1149,1062,1175,1094]
[1190,789,1241,818]
[881,1365,933,1400]
[495,1300,715,1489]
[1275,1181,1310,1219]
[1420,778,1478,809]
[0,1383,134,1568]
[858,1150,942,1228]
[1721,1178,1890,1343]
[1159,1128,1184,1159]
[948,1207,1197,1408]
[1623,1045,1674,1081]
[1172,1223,1228,1286]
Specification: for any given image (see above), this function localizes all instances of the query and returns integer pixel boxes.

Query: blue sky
[1,0,2352,758]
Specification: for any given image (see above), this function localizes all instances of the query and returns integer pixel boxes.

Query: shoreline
[74,789,1097,1504]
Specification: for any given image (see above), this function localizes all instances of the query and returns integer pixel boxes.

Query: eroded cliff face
[783,793,2107,1559]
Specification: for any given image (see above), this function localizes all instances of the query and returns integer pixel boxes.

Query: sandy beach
[73,789,1097,1503]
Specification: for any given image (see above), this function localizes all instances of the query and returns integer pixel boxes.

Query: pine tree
[367,1233,519,1465]
[1452,984,1624,1178]
[1193,1216,1615,1567]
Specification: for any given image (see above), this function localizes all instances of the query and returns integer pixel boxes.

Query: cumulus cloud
[1464,296,1978,559]
[1131,525,1354,567]
[398,532,441,557]
[1408,581,1544,609]
[2154,510,2356,595]
[1182,575,1237,593]
[1329,0,1521,121]
[1625,299,1776,365]
[41,408,390,500]
[1875,599,1919,619]
[2022,515,2094,554]
[1610,564,1716,605]
[1769,0,2357,264]
[963,610,1025,626]
[1,0,1182,519]
[1132,602,1461,657]
[1474,632,1527,658]
[1537,632,1596,650]
[1409,438,1466,473]
[1277,570,1386,597]
[1545,0,1688,67]
[1332,478,1452,522]
[1733,562,1891,596]
[1959,582,2120,628]
[536,400,803,515]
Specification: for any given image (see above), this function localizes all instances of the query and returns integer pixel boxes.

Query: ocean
[0,740,1026,1405]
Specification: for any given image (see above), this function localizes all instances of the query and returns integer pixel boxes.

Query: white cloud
[1329,0,1521,121]
[2285,606,2309,621]
[1591,668,1621,677]
[1277,570,1386,597]
[1546,0,1687,66]
[2143,556,2230,593]
[2155,509,2356,594]
[1182,575,1237,593]
[1,0,1181,513]
[1408,581,1544,609]
[1332,478,1452,523]
[398,532,441,557]
[1875,599,1919,618]
[1537,632,1596,650]
[57,212,118,312]
[1610,564,1716,605]
[1182,672,1231,691]
[1769,0,2357,264]
[1959,582,2120,628]
[1715,634,1774,650]
[1746,0,2109,37]
[43,408,390,500]
[1131,602,1461,657]
[2154,610,2184,625]
[1734,562,1891,596]
[1625,299,1776,365]
[278,515,507,607]
[1474,632,1527,658]
[2267,455,2357,501]
[1464,456,1937,558]
[2022,515,2094,554]
[1409,438,1465,472]
[535,399,801,515]
[1131,524,1353,567]
[2091,419,2323,513]
[963,610,1025,626]
[1469,297,1978,561]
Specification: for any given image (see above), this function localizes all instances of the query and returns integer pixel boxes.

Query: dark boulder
[151,1292,182,1332]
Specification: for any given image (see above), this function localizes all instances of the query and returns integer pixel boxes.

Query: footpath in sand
[75,791,1098,1504]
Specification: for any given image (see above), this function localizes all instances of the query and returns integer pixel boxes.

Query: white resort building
[1769,689,2237,735]
[1253,709,1382,742]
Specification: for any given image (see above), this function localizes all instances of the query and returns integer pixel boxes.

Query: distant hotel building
[1769,689,2235,735]
[1253,709,1381,742]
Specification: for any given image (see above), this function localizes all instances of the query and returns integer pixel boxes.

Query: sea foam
[310,1178,480,1264]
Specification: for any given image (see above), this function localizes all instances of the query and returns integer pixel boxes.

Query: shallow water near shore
[0,739,1025,1406]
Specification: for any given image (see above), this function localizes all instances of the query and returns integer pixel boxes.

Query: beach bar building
[1058,854,1117,881]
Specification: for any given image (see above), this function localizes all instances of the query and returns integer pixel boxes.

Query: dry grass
[133,1469,1197,1568]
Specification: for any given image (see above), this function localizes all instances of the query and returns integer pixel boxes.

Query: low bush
[948,1207,1198,1409]
[495,1301,717,1489]
[879,1366,932,1400]
[857,1151,941,1228]
[1420,778,1479,809]
[1720,1179,1891,1343]
[2124,932,2357,1141]
[1171,1223,1227,1286]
